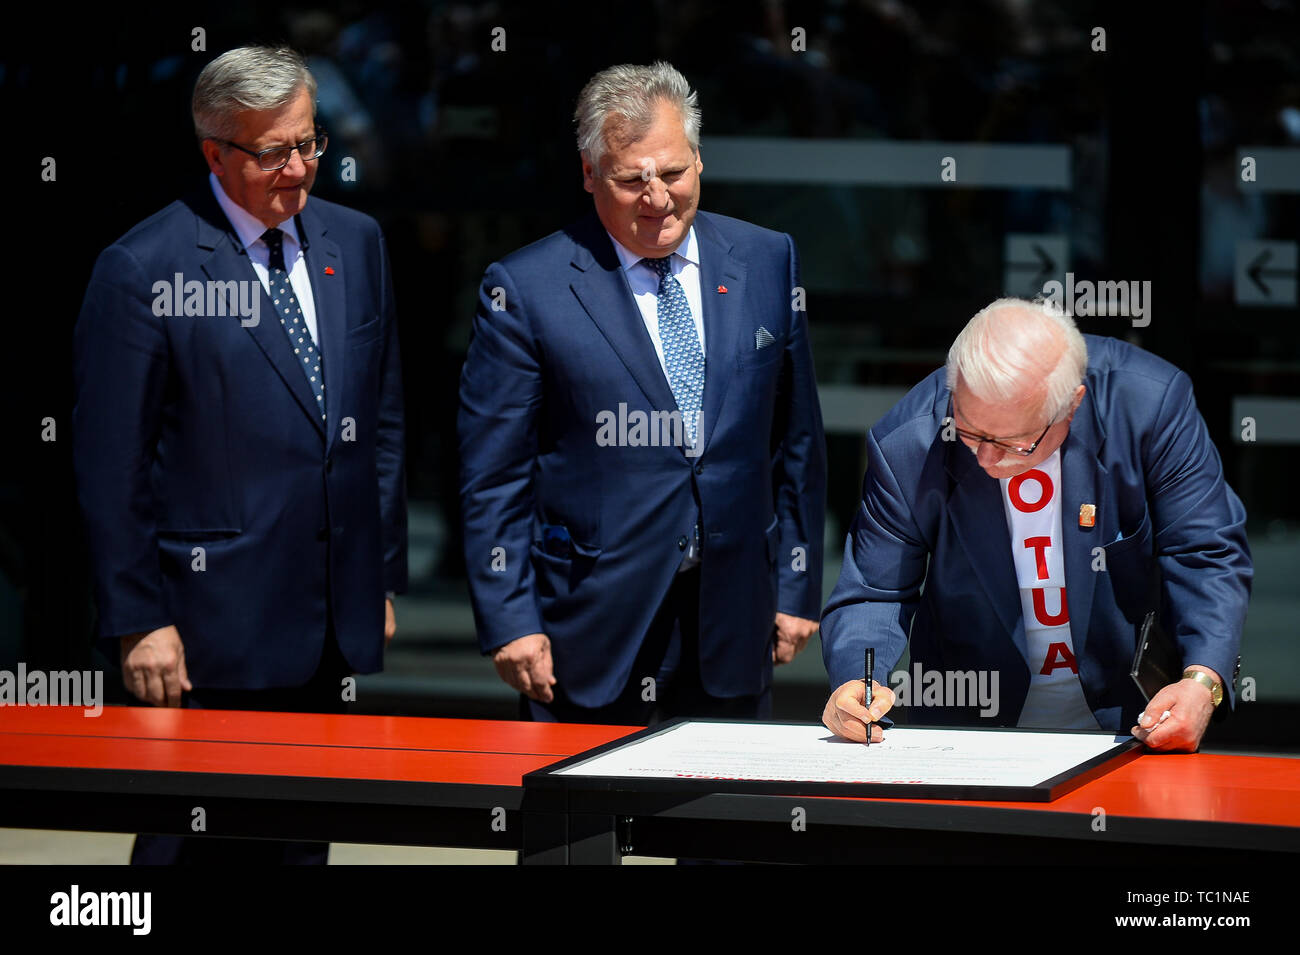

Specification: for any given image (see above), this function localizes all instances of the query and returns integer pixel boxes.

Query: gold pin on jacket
[1079,503,1096,528]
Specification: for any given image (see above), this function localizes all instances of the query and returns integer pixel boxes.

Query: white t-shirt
[998,450,1099,730]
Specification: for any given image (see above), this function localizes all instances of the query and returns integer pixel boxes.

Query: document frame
[525,719,1143,803]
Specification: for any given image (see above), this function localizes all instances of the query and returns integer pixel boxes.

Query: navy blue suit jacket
[458,210,827,708]
[821,336,1252,731]
[73,188,407,689]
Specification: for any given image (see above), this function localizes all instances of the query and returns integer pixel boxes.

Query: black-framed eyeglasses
[217,127,328,171]
[945,396,1054,457]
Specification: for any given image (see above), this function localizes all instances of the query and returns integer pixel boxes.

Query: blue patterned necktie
[647,255,705,448]
[262,228,325,423]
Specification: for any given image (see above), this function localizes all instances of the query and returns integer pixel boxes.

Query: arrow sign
[1235,240,1297,306]
[1004,235,1068,298]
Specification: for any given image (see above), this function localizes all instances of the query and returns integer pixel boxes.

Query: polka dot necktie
[647,255,704,448]
[262,228,325,423]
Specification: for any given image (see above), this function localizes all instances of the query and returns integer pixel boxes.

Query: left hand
[1130,665,1220,752]
[772,613,818,664]
[385,598,396,645]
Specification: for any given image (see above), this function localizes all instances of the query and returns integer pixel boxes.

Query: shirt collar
[605,225,699,273]
[208,171,303,253]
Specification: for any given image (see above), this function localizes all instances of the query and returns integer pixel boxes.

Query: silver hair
[574,61,701,173]
[192,46,317,143]
[945,297,1088,423]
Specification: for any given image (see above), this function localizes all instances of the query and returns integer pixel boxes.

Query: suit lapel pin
[324,266,335,275]
[717,285,727,293]
[1079,503,1096,528]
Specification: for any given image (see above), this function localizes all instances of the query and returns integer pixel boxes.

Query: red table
[0,705,633,860]
[3,706,1297,863]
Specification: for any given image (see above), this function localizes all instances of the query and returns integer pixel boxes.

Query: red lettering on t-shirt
[1031,586,1069,626]
[1040,641,1079,675]
[1023,536,1051,580]
[1008,469,1053,513]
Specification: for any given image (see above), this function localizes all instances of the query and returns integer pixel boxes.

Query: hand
[385,598,396,645]
[493,633,556,703]
[1131,666,1220,752]
[822,679,895,743]
[772,612,818,664]
[120,625,192,707]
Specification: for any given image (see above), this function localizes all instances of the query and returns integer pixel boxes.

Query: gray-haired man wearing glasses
[820,298,1251,753]
[73,45,407,864]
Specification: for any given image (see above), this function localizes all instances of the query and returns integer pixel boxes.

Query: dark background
[1,0,1296,749]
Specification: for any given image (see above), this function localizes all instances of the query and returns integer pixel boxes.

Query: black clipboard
[1130,610,1181,702]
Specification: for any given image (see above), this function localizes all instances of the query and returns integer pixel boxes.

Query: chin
[982,461,1026,479]
[278,196,307,217]
[635,225,683,252]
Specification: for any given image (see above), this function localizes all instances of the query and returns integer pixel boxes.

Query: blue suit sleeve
[820,426,928,689]
[774,233,828,620]
[1146,370,1252,707]
[72,244,173,640]
[374,228,408,594]
[458,262,545,653]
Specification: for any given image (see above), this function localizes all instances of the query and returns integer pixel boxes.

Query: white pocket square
[754,326,776,349]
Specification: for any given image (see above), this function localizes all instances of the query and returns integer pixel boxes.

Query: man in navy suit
[821,299,1251,752]
[73,46,406,862]
[459,62,826,723]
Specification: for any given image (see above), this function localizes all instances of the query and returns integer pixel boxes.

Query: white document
[555,722,1129,788]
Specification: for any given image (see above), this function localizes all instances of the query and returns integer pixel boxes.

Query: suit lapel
[944,419,1027,664]
[296,204,346,453]
[1059,388,1107,666]
[567,215,679,417]
[693,213,745,456]
[190,190,325,441]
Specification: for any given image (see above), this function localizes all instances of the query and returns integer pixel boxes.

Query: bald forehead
[987,303,1065,345]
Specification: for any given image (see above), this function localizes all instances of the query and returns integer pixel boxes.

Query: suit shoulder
[495,226,576,273]
[1084,334,1184,396]
[696,210,790,254]
[303,194,382,234]
[871,368,947,448]
[104,200,200,260]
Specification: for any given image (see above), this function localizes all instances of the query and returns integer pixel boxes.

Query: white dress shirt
[209,172,320,346]
[999,450,1100,730]
[607,226,705,380]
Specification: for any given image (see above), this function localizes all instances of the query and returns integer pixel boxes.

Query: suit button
[325,458,333,474]
[693,463,704,474]
[677,536,688,550]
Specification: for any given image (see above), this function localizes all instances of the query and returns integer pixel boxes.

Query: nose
[281,147,308,178]
[643,177,671,214]
[976,441,1005,469]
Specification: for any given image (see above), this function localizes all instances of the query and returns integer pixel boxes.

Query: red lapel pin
[324,266,335,275]
[717,285,728,293]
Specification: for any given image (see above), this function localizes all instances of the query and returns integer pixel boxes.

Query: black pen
[864,647,875,746]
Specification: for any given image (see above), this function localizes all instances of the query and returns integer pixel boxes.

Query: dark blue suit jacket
[73,188,407,689]
[458,210,827,707]
[821,336,1252,731]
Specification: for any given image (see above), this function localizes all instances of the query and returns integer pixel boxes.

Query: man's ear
[201,139,224,176]
[1066,384,1087,420]
[581,155,595,194]
[695,148,703,176]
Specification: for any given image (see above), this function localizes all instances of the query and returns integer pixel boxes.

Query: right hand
[822,679,896,743]
[492,633,556,703]
[120,625,192,707]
